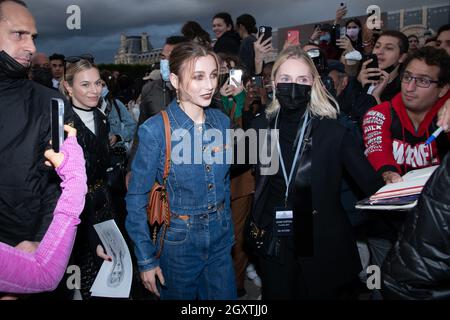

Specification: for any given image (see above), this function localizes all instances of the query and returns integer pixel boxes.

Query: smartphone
[340,26,347,38]
[363,54,380,81]
[252,75,263,88]
[259,26,272,42]
[51,98,65,152]
[331,24,341,46]
[287,29,300,45]
[229,69,243,87]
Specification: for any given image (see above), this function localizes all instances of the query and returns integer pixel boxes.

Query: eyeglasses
[65,53,95,64]
[401,73,439,88]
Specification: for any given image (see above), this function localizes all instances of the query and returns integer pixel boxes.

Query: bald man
[31,52,50,68]
[0,0,72,249]
[29,51,53,88]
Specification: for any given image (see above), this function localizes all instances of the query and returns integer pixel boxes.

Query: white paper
[370,165,439,200]
[355,200,418,211]
[90,219,133,298]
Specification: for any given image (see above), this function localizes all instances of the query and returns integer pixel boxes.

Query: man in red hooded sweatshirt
[363,46,450,184]
[361,46,450,274]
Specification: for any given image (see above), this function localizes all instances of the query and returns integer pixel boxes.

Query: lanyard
[275,110,309,207]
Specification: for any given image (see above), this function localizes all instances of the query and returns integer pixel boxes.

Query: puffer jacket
[382,150,450,299]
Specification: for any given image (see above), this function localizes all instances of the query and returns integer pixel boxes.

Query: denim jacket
[125,100,232,271]
[107,98,137,148]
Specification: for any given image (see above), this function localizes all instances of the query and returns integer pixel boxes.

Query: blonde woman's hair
[59,59,98,99]
[266,45,339,119]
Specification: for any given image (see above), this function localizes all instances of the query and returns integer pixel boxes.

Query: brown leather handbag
[146,110,171,258]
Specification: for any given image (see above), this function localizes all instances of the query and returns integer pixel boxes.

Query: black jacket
[128,79,174,171]
[249,114,383,290]
[382,151,450,300]
[213,31,241,56]
[0,65,72,246]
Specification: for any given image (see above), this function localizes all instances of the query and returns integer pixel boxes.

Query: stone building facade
[114,33,162,65]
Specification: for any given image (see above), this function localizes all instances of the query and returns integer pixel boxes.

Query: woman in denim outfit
[126,42,236,300]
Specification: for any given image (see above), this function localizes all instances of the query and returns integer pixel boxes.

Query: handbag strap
[229,100,237,122]
[161,110,171,181]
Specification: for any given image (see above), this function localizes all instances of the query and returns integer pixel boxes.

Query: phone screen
[51,98,65,152]
[229,69,243,87]
[259,26,272,42]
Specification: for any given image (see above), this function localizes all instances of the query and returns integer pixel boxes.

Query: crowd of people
[1,0,450,301]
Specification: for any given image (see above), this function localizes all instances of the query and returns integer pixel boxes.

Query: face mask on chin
[383,63,397,74]
[275,83,312,111]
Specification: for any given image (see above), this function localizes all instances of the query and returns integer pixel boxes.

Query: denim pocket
[164,217,189,244]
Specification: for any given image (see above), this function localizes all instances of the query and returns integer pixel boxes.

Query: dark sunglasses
[65,53,95,64]
[64,54,96,80]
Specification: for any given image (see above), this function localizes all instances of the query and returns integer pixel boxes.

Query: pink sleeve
[0,136,87,293]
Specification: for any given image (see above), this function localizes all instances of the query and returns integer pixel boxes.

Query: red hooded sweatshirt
[363,92,450,175]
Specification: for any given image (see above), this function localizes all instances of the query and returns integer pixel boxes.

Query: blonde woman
[247,45,383,299]
[61,57,113,299]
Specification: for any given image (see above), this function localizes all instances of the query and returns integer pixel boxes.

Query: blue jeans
[157,208,236,300]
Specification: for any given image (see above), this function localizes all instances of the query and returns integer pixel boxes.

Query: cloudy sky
[27,0,447,63]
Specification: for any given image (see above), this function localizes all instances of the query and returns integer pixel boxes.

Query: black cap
[327,59,345,74]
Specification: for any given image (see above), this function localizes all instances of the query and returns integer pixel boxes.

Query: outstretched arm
[0,127,88,294]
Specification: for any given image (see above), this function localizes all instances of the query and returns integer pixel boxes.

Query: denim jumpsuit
[126,100,236,300]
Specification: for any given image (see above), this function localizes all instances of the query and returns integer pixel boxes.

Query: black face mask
[383,64,397,74]
[30,66,53,88]
[0,50,29,79]
[275,83,312,110]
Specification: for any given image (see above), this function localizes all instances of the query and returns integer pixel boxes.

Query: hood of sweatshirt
[391,91,450,137]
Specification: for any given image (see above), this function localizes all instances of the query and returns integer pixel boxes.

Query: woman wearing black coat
[246,46,384,299]
[212,12,241,56]
[61,58,113,299]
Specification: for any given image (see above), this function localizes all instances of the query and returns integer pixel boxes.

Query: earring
[176,90,180,104]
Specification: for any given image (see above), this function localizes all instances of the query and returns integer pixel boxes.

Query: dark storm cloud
[25,0,446,63]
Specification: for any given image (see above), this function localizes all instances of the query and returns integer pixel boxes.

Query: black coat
[250,114,383,290]
[0,73,72,246]
[71,107,113,298]
[382,151,450,300]
[213,31,241,56]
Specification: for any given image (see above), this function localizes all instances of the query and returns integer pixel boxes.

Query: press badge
[274,207,293,237]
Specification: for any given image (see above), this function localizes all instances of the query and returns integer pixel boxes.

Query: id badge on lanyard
[274,207,294,237]
[273,111,309,237]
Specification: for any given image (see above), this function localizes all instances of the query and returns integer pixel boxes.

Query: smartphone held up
[229,69,243,87]
[287,29,300,45]
[51,98,65,153]
[363,54,380,81]
[259,26,272,42]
